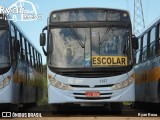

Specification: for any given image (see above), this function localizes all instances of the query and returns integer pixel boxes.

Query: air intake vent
[61,72,124,78]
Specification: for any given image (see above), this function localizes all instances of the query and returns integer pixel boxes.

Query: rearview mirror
[40,33,46,46]
[132,35,138,50]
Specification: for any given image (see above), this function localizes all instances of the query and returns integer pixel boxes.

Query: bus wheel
[22,102,37,111]
[158,80,160,102]
[51,104,65,113]
[9,104,20,112]
[109,102,123,114]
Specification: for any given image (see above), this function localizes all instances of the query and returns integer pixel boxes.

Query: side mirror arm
[42,46,47,56]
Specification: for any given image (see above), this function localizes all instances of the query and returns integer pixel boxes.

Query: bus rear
[40,8,138,112]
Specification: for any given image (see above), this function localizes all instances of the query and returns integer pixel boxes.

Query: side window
[28,43,32,66]
[143,34,148,48]
[150,43,155,58]
[30,46,34,67]
[25,40,28,63]
[19,33,23,60]
[157,25,160,55]
[137,37,142,63]
[10,24,15,38]
[22,37,26,61]
[150,27,156,43]
[16,31,21,59]
[16,31,20,40]
[33,48,36,69]
[26,42,30,65]
[149,27,156,58]
[142,47,147,61]
[136,51,140,64]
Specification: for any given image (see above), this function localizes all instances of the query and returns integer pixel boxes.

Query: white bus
[134,16,160,106]
[40,8,138,113]
[0,14,43,111]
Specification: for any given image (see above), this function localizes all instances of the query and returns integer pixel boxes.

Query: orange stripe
[135,67,160,84]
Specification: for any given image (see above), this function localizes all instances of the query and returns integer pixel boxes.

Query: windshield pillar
[0,30,10,68]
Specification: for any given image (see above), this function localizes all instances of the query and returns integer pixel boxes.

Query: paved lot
[0,104,159,120]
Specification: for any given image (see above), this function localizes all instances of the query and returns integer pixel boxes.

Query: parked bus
[40,8,138,113]
[0,14,43,110]
[135,16,160,105]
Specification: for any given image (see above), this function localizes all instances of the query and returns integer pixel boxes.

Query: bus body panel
[48,67,135,104]
[135,56,160,103]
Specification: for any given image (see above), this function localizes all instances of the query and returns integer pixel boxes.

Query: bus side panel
[13,60,43,104]
[135,57,160,103]
[23,65,36,103]
[17,61,26,103]
[135,63,146,102]
[35,69,43,102]
[147,57,160,103]
[12,64,20,104]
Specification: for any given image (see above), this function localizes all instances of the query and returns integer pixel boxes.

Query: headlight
[48,74,72,90]
[0,76,11,89]
[112,74,134,90]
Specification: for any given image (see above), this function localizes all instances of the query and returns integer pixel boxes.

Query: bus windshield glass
[48,27,132,68]
[0,30,10,68]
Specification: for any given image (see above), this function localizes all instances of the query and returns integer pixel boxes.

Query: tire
[51,104,64,114]
[2,104,20,112]
[158,80,160,103]
[22,102,37,110]
[109,102,123,114]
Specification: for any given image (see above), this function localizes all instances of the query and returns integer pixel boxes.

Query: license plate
[86,91,100,97]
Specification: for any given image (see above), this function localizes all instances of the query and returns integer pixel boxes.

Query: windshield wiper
[69,25,85,48]
[100,26,111,45]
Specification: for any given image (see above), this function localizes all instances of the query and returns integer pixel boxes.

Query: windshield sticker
[92,56,128,66]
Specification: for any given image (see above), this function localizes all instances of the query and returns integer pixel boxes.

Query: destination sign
[92,56,128,66]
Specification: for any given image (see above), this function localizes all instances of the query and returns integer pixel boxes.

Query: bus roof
[136,15,160,37]
[49,7,130,14]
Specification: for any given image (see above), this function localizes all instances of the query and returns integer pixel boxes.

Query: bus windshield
[0,30,10,68]
[48,26,132,68]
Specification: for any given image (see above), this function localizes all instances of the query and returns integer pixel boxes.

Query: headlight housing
[0,76,11,89]
[112,74,134,90]
[48,74,72,90]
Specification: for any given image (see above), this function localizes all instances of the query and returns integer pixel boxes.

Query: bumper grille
[75,97,111,100]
